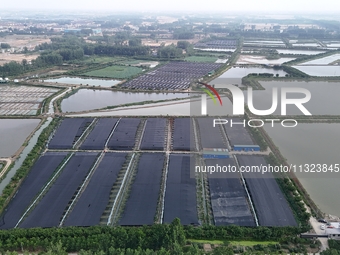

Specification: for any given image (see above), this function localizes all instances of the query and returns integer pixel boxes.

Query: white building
[325,222,340,239]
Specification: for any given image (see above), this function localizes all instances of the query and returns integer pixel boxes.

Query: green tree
[321,249,340,255]
[44,241,67,255]
[158,45,183,58]
[128,38,142,47]
[0,43,11,49]
[177,41,190,49]
[212,246,234,255]
[170,218,186,247]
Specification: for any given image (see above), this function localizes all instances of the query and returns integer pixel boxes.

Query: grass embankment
[82,65,144,79]
[79,56,126,64]
[285,49,340,66]
[188,239,279,246]
[41,87,67,115]
[55,87,80,113]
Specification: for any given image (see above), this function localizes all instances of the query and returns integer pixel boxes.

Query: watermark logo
[199,82,222,115]
[200,83,312,116]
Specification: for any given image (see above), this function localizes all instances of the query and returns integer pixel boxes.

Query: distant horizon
[1,10,340,21]
[1,0,340,15]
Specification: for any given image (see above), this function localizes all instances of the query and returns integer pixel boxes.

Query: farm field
[80,118,119,150]
[237,155,297,227]
[184,56,218,63]
[195,40,237,50]
[82,65,144,79]
[48,118,93,149]
[196,117,227,149]
[119,153,165,225]
[206,158,256,226]
[80,56,126,64]
[0,35,51,51]
[20,152,99,228]
[0,152,68,229]
[243,40,285,47]
[163,154,198,225]
[140,118,167,150]
[141,38,199,47]
[222,118,255,147]
[121,61,223,90]
[0,117,297,229]
[172,118,195,151]
[0,85,59,116]
[64,153,127,227]
[118,59,159,68]
[106,118,141,150]
[0,53,39,65]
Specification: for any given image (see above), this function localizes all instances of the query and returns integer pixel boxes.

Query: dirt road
[0,158,12,179]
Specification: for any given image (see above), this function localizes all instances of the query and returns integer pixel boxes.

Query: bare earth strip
[0,158,12,179]
[0,53,39,65]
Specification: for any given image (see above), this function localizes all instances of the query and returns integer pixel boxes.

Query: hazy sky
[3,0,340,13]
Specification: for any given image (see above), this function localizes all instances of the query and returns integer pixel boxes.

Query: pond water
[244,41,285,47]
[244,40,284,44]
[194,48,236,52]
[326,43,340,48]
[292,66,340,76]
[237,55,295,65]
[69,96,233,116]
[248,80,340,115]
[0,118,51,194]
[277,49,326,55]
[44,77,121,87]
[61,89,196,112]
[298,53,340,65]
[293,43,320,47]
[210,67,287,87]
[0,119,41,157]
[264,123,340,216]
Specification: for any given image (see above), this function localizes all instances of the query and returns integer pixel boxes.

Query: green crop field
[82,65,144,79]
[185,56,218,62]
[81,56,126,64]
[118,59,160,67]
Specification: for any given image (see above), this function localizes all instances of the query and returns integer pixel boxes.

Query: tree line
[0,219,303,254]
[0,35,151,77]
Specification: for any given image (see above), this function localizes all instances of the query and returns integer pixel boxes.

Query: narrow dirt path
[0,158,12,179]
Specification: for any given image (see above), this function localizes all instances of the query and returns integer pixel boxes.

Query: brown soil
[0,53,39,65]
[0,35,51,49]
